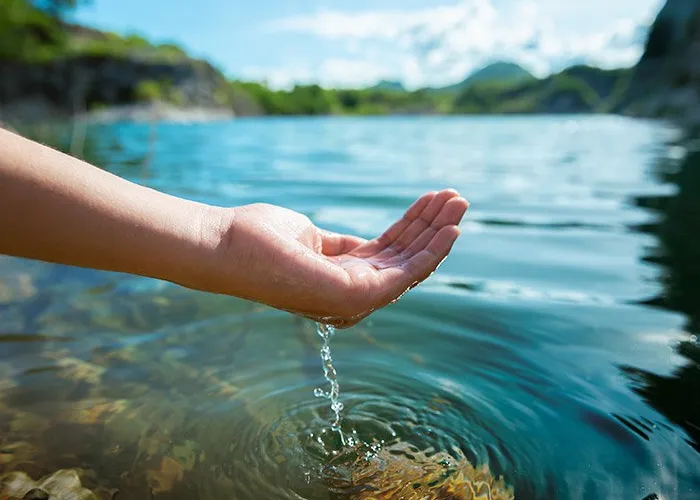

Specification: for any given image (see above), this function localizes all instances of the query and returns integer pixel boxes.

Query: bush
[134,80,163,102]
[0,0,67,61]
[544,74,600,108]
[213,86,233,107]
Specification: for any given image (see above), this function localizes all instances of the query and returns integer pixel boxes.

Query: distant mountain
[464,61,535,85]
[439,62,535,92]
[371,80,406,92]
[451,63,633,115]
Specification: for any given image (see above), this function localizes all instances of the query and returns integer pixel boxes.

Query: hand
[198,190,468,327]
[0,128,466,322]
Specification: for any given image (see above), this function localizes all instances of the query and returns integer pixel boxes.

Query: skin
[0,127,468,327]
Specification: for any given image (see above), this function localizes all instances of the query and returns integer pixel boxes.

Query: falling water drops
[315,323,345,443]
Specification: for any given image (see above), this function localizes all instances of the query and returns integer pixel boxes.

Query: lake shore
[82,102,235,123]
[0,101,235,128]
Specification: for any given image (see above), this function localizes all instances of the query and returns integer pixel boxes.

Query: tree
[0,0,86,60]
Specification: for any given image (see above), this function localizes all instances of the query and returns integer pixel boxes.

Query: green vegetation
[541,73,600,110]
[132,79,186,106]
[450,65,632,115]
[452,80,529,113]
[227,64,631,117]
[223,62,632,116]
[0,0,190,62]
[450,61,535,90]
[134,80,163,102]
[229,82,450,116]
[0,0,69,61]
[370,80,406,92]
[67,31,190,62]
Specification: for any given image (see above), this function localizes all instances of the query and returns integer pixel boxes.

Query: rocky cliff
[625,0,700,121]
[0,55,234,121]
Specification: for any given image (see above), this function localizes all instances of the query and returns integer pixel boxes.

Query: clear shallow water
[0,116,699,499]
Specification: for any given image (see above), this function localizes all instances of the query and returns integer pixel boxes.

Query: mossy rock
[327,442,514,500]
[0,469,116,500]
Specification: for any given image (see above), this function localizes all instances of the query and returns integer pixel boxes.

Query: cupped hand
[202,189,468,327]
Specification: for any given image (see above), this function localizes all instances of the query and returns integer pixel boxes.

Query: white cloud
[242,59,394,90]
[240,66,313,89]
[317,58,395,88]
[261,0,662,88]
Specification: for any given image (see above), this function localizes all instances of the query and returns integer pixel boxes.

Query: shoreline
[0,102,678,129]
[0,101,235,128]
[81,102,235,124]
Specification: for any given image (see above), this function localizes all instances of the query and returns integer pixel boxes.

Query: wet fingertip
[448,196,470,215]
[458,199,470,218]
[445,224,462,238]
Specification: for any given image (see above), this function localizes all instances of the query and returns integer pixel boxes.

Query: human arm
[0,127,468,327]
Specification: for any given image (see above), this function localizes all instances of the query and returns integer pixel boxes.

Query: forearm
[0,128,467,326]
[0,127,221,285]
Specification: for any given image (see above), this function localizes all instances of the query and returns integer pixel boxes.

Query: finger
[432,196,469,228]
[383,197,469,265]
[380,225,461,300]
[321,231,368,256]
[386,189,460,254]
[373,191,437,250]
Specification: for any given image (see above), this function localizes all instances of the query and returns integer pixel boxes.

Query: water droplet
[313,388,326,398]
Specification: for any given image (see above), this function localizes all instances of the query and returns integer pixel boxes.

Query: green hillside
[461,61,535,86]
[436,61,535,93]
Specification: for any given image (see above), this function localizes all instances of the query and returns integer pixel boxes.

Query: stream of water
[313,323,345,441]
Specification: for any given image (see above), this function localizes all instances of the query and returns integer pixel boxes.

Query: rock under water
[0,469,116,500]
[324,442,514,500]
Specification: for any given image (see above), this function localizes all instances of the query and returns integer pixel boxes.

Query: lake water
[0,116,699,499]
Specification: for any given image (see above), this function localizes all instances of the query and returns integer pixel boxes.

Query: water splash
[314,323,345,443]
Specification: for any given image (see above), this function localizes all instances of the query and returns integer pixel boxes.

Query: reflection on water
[622,129,700,456]
[0,116,699,499]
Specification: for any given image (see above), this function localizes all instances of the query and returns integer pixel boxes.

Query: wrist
[168,202,238,295]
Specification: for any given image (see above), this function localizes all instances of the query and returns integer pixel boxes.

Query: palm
[319,189,468,321]
[226,190,467,327]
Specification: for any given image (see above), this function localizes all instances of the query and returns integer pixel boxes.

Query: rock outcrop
[0,55,234,122]
[624,0,700,122]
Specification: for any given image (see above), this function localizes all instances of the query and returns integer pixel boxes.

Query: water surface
[0,116,698,499]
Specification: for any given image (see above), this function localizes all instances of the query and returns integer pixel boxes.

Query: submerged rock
[326,442,514,500]
[146,457,184,494]
[0,469,111,500]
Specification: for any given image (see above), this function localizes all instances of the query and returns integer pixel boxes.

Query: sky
[72,0,666,89]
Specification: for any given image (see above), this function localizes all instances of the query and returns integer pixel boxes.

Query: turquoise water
[0,116,699,499]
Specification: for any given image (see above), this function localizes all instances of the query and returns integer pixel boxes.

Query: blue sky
[73,0,665,89]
